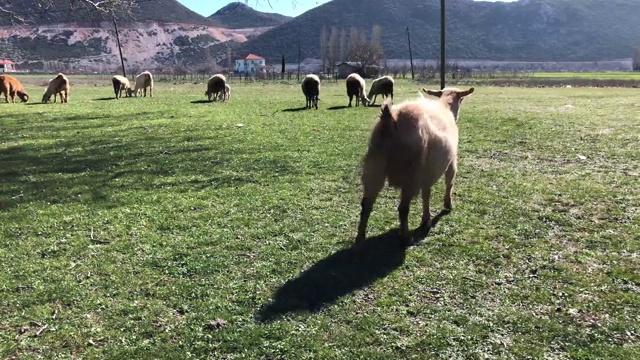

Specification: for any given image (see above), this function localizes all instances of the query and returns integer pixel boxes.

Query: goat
[354,87,474,250]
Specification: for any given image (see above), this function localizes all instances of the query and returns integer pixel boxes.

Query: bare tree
[226,46,233,73]
[339,28,347,62]
[320,26,328,73]
[347,27,384,72]
[328,26,339,74]
[634,47,640,71]
[371,24,382,49]
[348,27,360,56]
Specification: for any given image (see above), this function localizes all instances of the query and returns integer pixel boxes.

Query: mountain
[0,0,280,71]
[235,0,640,63]
[208,2,291,29]
[0,0,212,26]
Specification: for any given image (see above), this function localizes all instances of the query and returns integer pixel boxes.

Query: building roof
[240,54,264,60]
[0,59,15,65]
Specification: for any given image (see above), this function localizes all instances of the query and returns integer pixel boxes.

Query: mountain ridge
[208,2,291,28]
[234,0,640,63]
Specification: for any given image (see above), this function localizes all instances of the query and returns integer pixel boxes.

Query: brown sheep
[354,87,474,251]
[301,74,320,109]
[367,75,394,106]
[112,75,130,99]
[346,73,369,107]
[42,73,69,103]
[205,74,227,101]
[0,75,29,103]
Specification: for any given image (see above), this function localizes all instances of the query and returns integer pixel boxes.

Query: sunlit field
[1,78,638,358]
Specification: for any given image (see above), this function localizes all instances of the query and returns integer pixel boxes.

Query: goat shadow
[281,106,309,112]
[256,210,450,322]
[327,105,349,110]
[190,99,214,104]
[94,97,119,101]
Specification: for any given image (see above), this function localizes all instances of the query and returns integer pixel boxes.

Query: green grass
[1,79,639,359]
[530,71,640,80]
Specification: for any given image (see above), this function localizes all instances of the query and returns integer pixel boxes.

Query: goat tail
[378,100,395,136]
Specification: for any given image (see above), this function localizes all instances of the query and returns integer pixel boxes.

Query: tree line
[319,25,384,74]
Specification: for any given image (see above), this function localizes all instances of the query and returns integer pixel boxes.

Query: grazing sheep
[367,75,394,106]
[0,75,29,103]
[354,87,475,250]
[42,73,70,103]
[112,75,130,99]
[346,73,369,107]
[204,74,227,101]
[131,71,153,97]
[301,74,320,109]
[224,83,231,101]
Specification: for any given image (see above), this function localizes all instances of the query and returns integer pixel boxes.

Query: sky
[178,0,517,18]
[177,0,331,18]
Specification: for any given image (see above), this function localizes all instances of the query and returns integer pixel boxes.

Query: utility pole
[440,0,446,89]
[113,16,126,78]
[297,43,301,82]
[406,27,415,80]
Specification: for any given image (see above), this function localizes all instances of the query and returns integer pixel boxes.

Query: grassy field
[1,78,639,359]
[530,72,640,80]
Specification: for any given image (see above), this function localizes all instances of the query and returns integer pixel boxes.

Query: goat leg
[354,196,375,251]
[444,162,457,210]
[399,191,413,246]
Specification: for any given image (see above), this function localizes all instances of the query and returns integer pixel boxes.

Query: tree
[371,25,382,49]
[348,27,360,55]
[347,26,384,71]
[328,26,339,73]
[634,47,640,71]
[226,46,233,73]
[320,26,328,73]
[339,28,347,62]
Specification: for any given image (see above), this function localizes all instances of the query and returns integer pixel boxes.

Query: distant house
[0,59,16,72]
[336,61,381,79]
[235,54,266,74]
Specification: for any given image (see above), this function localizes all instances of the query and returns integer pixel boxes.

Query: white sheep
[224,83,231,101]
[112,75,130,99]
[354,87,474,251]
[301,74,320,109]
[42,73,70,103]
[130,71,153,97]
[367,75,394,106]
[346,73,370,107]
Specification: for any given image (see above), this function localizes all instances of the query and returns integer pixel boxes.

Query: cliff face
[0,22,271,71]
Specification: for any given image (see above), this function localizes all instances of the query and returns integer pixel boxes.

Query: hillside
[208,2,291,29]
[0,0,212,26]
[236,0,640,62]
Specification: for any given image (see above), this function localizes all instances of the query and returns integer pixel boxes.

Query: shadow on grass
[256,229,406,322]
[281,106,308,112]
[94,97,116,101]
[327,105,349,110]
[24,103,50,106]
[190,99,212,104]
[256,210,451,322]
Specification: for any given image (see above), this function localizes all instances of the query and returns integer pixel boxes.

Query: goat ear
[422,88,443,98]
[459,87,474,97]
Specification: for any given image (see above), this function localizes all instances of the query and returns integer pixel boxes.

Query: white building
[0,59,16,72]
[235,54,265,74]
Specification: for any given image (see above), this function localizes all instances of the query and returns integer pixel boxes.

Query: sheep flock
[2,71,477,252]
